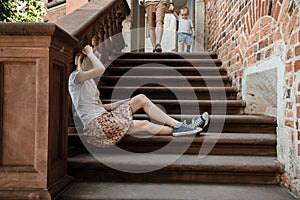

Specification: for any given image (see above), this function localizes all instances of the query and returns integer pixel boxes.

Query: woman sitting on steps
[68,45,209,148]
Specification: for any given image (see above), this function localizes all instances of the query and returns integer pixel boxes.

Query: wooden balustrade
[56,0,130,62]
[0,22,77,199]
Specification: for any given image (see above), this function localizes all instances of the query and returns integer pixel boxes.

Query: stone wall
[206,0,300,196]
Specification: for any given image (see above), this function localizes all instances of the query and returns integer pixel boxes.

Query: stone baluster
[103,17,113,58]
[97,23,108,62]
[115,7,126,52]
[110,9,118,52]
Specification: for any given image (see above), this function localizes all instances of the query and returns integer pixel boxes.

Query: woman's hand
[169,4,175,12]
[138,0,143,6]
[82,45,93,56]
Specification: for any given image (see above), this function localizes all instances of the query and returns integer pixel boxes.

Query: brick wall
[44,4,66,22]
[206,0,300,195]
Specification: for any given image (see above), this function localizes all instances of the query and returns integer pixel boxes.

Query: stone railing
[0,0,130,199]
[56,0,130,62]
[0,22,77,199]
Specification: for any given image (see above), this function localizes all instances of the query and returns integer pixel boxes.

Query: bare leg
[156,22,164,44]
[149,27,156,49]
[186,44,191,52]
[178,40,184,52]
[129,94,179,127]
[128,120,172,135]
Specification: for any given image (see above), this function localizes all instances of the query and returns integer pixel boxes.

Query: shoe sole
[173,128,202,137]
[201,112,209,129]
[155,48,162,52]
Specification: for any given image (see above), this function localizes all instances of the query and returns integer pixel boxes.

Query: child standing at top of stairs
[68,45,209,148]
[172,6,195,52]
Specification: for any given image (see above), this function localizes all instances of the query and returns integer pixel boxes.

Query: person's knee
[136,94,149,105]
[139,120,151,127]
[156,21,164,28]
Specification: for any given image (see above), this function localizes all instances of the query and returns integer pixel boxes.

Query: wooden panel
[2,61,36,166]
[0,63,3,166]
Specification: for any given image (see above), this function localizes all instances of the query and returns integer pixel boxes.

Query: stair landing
[59,182,296,200]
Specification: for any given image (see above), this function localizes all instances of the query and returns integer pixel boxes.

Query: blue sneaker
[172,121,202,137]
[191,112,209,129]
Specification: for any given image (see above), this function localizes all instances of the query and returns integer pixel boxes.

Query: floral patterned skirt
[84,101,134,148]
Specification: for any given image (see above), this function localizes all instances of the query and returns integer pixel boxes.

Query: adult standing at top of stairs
[138,0,175,52]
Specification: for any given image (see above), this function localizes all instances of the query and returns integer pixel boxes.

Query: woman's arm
[172,11,179,19]
[74,45,106,84]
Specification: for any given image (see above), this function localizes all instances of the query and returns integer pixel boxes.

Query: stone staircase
[59,52,296,200]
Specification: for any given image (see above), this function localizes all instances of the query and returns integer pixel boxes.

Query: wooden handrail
[56,0,130,62]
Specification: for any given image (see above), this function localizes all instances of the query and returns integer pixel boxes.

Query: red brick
[286,8,299,39]
[251,25,260,35]
[274,3,281,21]
[290,32,298,46]
[251,33,259,43]
[298,106,300,118]
[295,60,300,72]
[289,75,294,87]
[298,131,300,141]
[265,0,269,15]
[261,17,272,27]
[260,26,271,38]
[259,38,269,49]
[278,0,286,22]
[297,95,300,103]
[281,174,291,187]
[248,54,257,65]
[299,30,300,42]
[245,15,251,35]
[286,49,293,60]
[270,32,281,44]
[298,84,300,92]
[262,1,266,16]
[286,102,293,109]
[265,47,273,58]
[287,110,294,118]
[246,47,254,57]
[285,120,294,128]
[286,63,292,72]
[260,50,265,60]
[295,45,300,56]
[282,15,290,34]
[298,144,300,156]
[256,6,259,21]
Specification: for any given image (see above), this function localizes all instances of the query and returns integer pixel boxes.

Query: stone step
[68,114,277,134]
[68,133,276,156]
[101,99,246,115]
[111,59,222,67]
[106,66,228,76]
[136,114,276,133]
[115,52,219,59]
[99,86,238,100]
[67,153,283,184]
[58,182,296,200]
[100,76,231,87]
